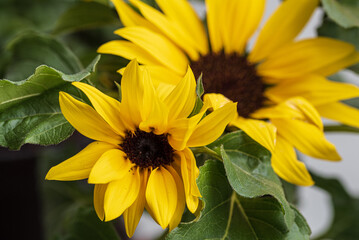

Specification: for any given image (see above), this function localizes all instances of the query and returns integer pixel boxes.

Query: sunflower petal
[111,0,158,32]
[98,40,161,66]
[88,149,134,184]
[115,27,188,75]
[272,136,314,186]
[129,0,200,60]
[104,167,141,221]
[46,141,115,181]
[120,59,144,130]
[206,0,224,53]
[145,167,177,229]
[72,82,125,135]
[231,117,276,153]
[94,184,108,220]
[164,66,196,120]
[178,149,200,213]
[167,165,186,231]
[59,92,120,144]
[265,75,359,106]
[316,51,359,77]
[271,118,341,161]
[187,102,237,147]
[139,69,169,134]
[156,0,208,55]
[250,0,319,62]
[123,169,149,238]
[316,102,359,129]
[203,93,232,110]
[257,38,356,79]
[226,0,265,54]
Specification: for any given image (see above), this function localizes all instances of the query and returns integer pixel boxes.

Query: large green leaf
[311,173,359,240]
[58,206,121,240]
[207,131,294,227]
[321,0,359,28]
[167,160,310,240]
[0,56,100,150]
[5,32,83,81]
[53,2,119,35]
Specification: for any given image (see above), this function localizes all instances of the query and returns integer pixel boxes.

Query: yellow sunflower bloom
[46,59,237,237]
[98,0,359,186]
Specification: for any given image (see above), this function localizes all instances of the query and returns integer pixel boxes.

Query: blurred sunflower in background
[99,0,359,186]
[46,59,236,237]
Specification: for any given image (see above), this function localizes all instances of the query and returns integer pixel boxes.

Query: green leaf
[189,74,205,117]
[207,131,294,227]
[59,206,121,240]
[6,31,83,81]
[321,0,359,28]
[167,160,309,240]
[0,56,100,150]
[311,173,359,240]
[53,2,119,35]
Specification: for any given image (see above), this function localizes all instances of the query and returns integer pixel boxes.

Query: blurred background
[0,0,358,239]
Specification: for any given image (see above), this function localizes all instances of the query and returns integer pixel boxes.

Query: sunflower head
[46,59,236,237]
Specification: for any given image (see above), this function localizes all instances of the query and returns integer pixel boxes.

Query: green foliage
[167,160,310,240]
[58,206,121,240]
[208,131,295,226]
[189,74,205,117]
[53,2,119,35]
[312,173,359,240]
[0,56,100,150]
[321,0,359,28]
[5,32,83,81]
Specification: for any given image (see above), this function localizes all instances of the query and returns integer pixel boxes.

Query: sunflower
[98,0,359,186]
[46,59,236,237]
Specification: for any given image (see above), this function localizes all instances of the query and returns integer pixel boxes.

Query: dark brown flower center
[120,129,174,168]
[191,52,265,118]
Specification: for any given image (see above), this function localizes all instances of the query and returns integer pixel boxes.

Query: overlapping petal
[317,102,359,129]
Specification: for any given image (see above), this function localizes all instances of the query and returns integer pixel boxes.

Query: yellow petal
[104,167,141,221]
[144,65,182,86]
[120,59,144,130]
[72,82,125,135]
[164,66,196,121]
[187,102,237,147]
[46,141,115,181]
[203,93,231,110]
[265,75,359,106]
[129,0,200,60]
[257,38,356,79]
[115,27,188,75]
[271,118,341,161]
[178,149,200,213]
[231,117,276,153]
[88,149,134,184]
[98,40,162,66]
[94,184,108,221]
[206,0,224,53]
[111,0,158,32]
[225,0,265,54]
[271,136,314,186]
[167,109,206,151]
[59,92,120,144]
[316,102,359,129]
[145,167,177,229]
[249,0,319,62]
[156,0,208,55]
[167,165,186,231]
[123,169,149,238]
[316,51,359,77]
[139,68,169,134]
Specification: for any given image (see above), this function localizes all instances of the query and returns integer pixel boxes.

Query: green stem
[324,125,359,134]
[191,146,223,161]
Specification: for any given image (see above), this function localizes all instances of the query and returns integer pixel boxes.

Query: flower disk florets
[120,129,174,169]
[191,52,265,118]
